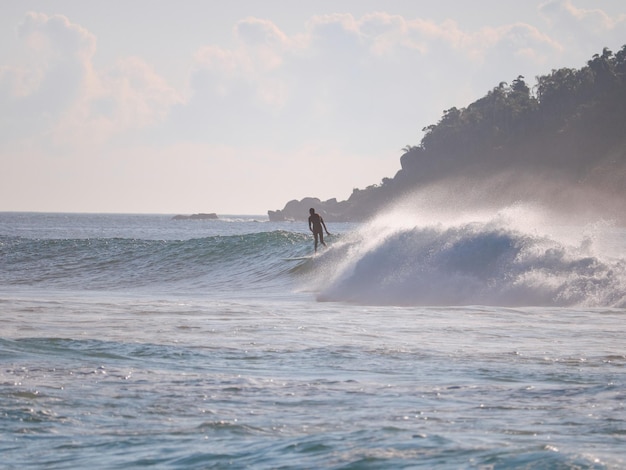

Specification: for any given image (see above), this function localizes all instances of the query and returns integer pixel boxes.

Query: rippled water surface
[1,213,625,468]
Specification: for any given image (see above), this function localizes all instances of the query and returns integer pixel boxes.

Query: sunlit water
[1,212,625,468]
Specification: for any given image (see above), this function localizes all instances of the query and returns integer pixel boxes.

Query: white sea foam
[309,203,626,307]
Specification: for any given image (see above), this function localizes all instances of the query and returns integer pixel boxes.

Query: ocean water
[1,211,625,469]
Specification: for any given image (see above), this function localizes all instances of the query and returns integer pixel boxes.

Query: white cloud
[0,61,45,99]
[540,0,626,33]
[235,16,290,50]
[17,11,96,61]
[49,57,182,148]
[191,18,291,109]
[1,12,182,149]
[105,57,181,126]
[1,8,601,152]
[537,0,626,67]
[3,10,568,151]
[3,12,96,115]
[2,3,624,213]
[187,14,404,116]
[165,11,572,161]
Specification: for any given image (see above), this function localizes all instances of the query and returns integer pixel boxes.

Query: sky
[1,1,625,215]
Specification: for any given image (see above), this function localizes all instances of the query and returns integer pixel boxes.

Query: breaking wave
[306,206,626,307]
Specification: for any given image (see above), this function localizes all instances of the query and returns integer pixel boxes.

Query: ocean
[1,210,625,469]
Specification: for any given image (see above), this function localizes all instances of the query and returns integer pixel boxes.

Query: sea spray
[304,205,626,307]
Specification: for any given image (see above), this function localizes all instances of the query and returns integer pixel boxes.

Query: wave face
[2,211,625,307]
[307,209,626,308]
[0,230,310,294]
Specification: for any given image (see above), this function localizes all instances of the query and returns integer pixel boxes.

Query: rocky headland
[268,46,626,224]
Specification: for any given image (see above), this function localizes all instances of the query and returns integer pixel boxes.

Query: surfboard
[282,256,314,261]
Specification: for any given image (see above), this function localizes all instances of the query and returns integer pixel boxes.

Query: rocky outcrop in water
[172,213,218,220]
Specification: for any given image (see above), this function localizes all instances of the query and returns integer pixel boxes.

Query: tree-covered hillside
[269,46,626,223]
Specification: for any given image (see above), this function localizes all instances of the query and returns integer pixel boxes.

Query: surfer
[308,208,330,252]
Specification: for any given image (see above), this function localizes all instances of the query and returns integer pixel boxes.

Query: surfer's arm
[321,218,330,234]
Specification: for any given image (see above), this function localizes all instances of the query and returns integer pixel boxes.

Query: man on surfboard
[308,208,330,252]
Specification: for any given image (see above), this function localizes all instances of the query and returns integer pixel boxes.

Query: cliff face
[269,46,626,224]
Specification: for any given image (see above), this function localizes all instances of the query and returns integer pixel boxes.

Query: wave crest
[308,214,626,308]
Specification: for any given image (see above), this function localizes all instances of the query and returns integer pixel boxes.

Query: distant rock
[268,197,353,222]
[172,213,218,220]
